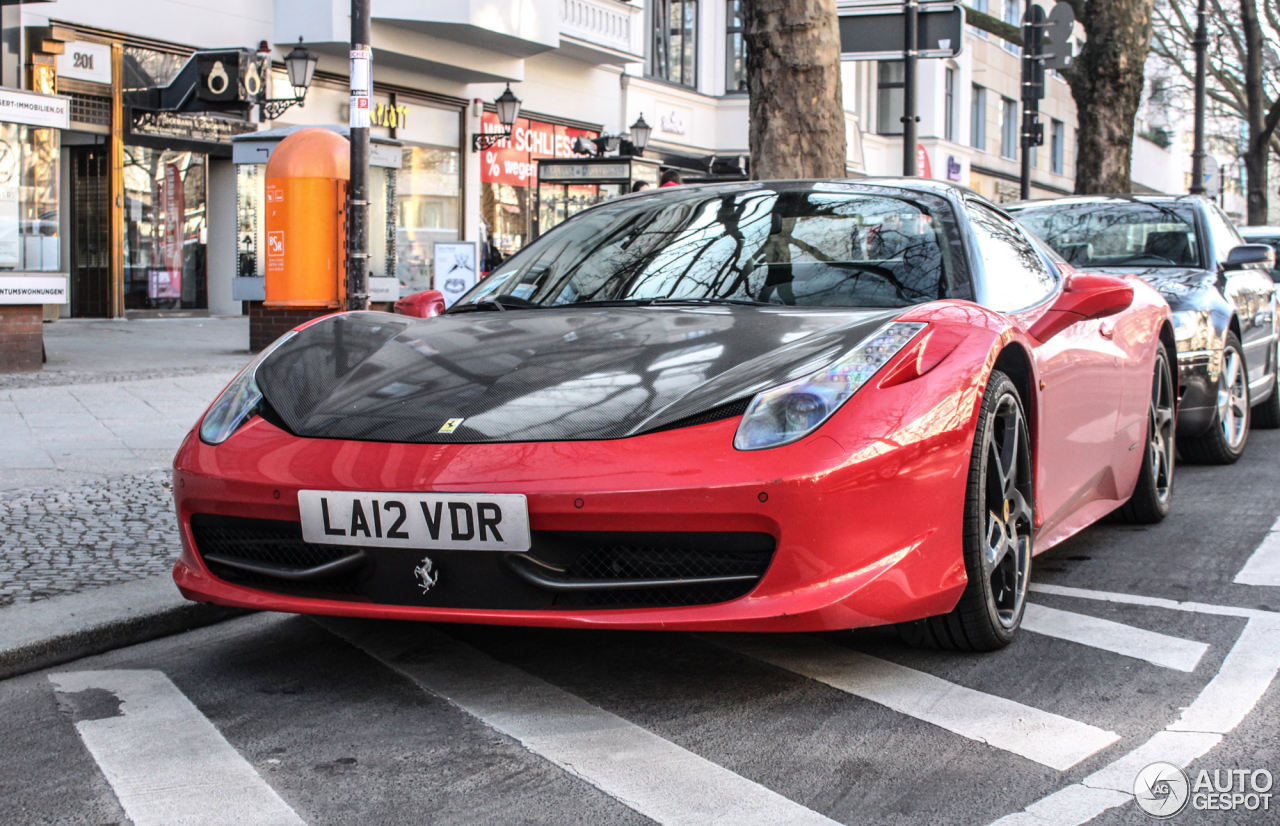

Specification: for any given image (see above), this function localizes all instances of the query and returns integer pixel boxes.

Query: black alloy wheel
[1251,339,1280,429]
[1114,341,1175,524]
[900,370,1032,651]
[1181,332,1250,464]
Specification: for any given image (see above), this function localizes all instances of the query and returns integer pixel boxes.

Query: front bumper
[171,404,975,633]
[1176,349,1218,437]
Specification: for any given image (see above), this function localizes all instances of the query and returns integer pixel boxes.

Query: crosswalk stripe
[1235,514,1280,586]
[715,635,1119,771]
[989,617,1280,826]
[48,670,305,826]
[318,619,841,826]
[1022,603,1208,672]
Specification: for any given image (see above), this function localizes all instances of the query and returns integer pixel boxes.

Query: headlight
[1171,309,1209,348]
[199,331,297,445]
[733,321,927,450]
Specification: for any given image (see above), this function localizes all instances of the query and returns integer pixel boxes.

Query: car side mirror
[1028,273,1134,342]
[394,289,446,318]
[1224,244,1276,271]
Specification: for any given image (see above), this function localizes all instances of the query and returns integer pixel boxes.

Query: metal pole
[1189,0,1208,194]
[1019,0,1037,200]
[902,0,918,176]
[347,0,372,310]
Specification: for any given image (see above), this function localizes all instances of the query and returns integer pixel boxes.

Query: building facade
[0,0,1080,321]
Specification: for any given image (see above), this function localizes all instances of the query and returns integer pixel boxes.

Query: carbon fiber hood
[255,307,901,443]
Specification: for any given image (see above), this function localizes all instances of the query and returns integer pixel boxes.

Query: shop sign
[371,103,409,129]
[538,162,632,182]
[916,144,932,178]
[660,111,687,135]
[0,276,66,303]
[57,41,112,85]
[152,164,184,300]
[479,113,599,188]
[0,89,69,130]
[947,155,962,181]
[129,110,256,155]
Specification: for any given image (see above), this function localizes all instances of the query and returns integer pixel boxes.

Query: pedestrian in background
[632,180,651,193]
[660,169,682,188]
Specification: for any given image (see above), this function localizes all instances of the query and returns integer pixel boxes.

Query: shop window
[396,145,461,295]
[726,0,747,93]
[122,148,206,311]
[0,124,59,272]
[971,85,986,150]
[652,0,698,88]
[877,62,905,136]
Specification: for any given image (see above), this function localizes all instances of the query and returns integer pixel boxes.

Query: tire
[1251,340,1280,429]
[1113,341,1175,524]
[1181,332,1250,464]
[899,370,1032,651]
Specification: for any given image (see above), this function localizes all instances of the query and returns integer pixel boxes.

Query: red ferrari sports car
[173,180,1175,650]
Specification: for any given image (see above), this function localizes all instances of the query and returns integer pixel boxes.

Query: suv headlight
[733,322,926,450]
[199,331,297,445]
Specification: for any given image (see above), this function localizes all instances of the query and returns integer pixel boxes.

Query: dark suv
[1010,195,1278,464]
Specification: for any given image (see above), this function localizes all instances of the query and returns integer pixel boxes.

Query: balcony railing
[560,0,644,61]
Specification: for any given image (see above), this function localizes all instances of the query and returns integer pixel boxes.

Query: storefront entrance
[69,145,111,318]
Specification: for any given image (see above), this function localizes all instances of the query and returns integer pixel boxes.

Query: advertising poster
[151,164,184,299]
[0,126,20,268]
[433,241,477,307]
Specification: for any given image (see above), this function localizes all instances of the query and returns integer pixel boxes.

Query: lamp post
[347,0,372,311]
[257,38,317,120]
[1189,0,1208,194]
[472,85,523,150]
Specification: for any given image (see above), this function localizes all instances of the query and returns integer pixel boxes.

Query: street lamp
[472,85,523,151]
[258,38,317,120]
[628,113,652,153]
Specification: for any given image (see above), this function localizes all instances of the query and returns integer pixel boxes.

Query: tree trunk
[1063,0,1155,193]
[743,0,847,179]
[1240,0,1279,225]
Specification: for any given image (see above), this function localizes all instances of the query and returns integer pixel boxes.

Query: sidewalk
[1,317,252,677]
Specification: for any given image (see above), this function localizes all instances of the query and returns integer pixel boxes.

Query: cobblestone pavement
[0,471,179,607]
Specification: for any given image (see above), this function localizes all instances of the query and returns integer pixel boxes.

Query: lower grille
[189,515,774,609]
[190,514,362,595]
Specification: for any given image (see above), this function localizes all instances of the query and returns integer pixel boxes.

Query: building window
[969,0,989,38]
[1003,0,1021,54]
[944,68,955,142]
[0,123,59,272]
[1000,97,1018,159]
[1051,119,1065,174]
[652,0,698,88]
[971,85,986,150]
[877,62,905,135]
[726,0,746,93]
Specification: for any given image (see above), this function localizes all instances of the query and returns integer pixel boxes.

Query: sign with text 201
[57,41,112,85]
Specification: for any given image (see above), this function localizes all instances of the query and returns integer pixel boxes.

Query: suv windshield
[452,184,964,311]
[1013,200,1201,269]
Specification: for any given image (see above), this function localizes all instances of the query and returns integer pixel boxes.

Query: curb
[0,575,249,681]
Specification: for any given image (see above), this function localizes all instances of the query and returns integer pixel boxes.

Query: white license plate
[298,490,531,551]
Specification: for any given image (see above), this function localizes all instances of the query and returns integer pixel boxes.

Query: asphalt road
[3,432,1280,826]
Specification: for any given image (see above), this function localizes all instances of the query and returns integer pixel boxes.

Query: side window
[967,202,1059,312]
[1204,202,1244,265]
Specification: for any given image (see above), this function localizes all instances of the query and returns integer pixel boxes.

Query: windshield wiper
[648,296,770,307]
[446,295,532,313]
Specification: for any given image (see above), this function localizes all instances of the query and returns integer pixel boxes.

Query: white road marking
[319,619,840,826]
[1235,514,1280,586]
[715,635,1119,771]
[989,616,1280,826]
[48,670,304,826]
[1022,603,1208,672]
[1029,582,1277,620]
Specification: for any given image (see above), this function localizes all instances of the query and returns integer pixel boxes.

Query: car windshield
[452,184,963,311]
[1013,201,1201,269]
